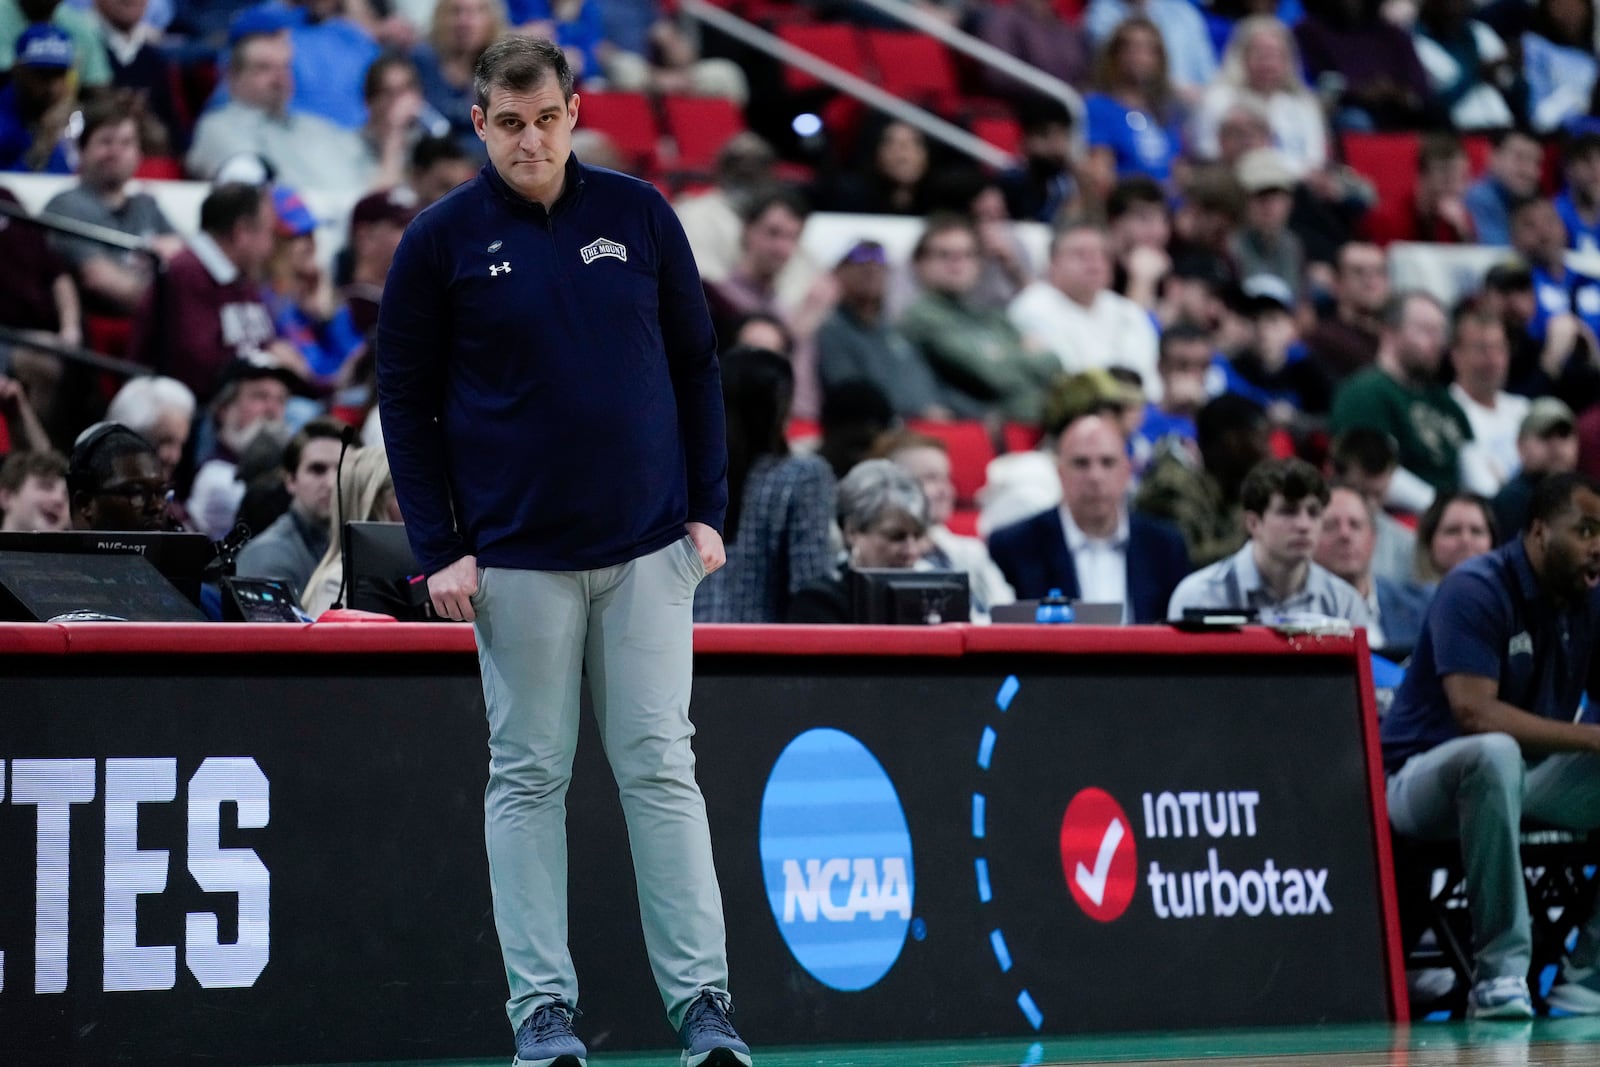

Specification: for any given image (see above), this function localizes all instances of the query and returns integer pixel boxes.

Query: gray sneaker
[513,1003,587,1067]
[677,990,752,1067]
[1467,975,1534,1020]
[1549,962,1600,1014]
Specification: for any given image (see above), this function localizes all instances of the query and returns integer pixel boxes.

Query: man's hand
[686,522,725,576]
[428,554,479,622]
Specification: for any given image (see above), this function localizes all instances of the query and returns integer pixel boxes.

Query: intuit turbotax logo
[1061,786,1333,922]
[758,729,914,992]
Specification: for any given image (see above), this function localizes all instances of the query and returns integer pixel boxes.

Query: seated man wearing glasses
[68,423,174,532]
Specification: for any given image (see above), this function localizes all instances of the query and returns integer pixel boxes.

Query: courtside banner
[0,625,1398,1065]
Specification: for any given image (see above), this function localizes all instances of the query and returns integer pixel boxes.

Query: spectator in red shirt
[131,182,306,403]
[1364,132,1476,246]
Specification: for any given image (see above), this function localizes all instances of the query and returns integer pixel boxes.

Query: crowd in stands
[0,0,1595,640]
[9,1,1600,1020]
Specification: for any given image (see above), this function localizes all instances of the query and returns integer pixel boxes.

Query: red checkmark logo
[1059,787,1138,922]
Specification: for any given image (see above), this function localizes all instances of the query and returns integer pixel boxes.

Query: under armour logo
[489,262,512,276]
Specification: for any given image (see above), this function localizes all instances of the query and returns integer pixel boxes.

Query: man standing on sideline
[375,35,750,1067]
[1382,472,1600,1019]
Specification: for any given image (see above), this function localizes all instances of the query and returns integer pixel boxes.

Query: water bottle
[1035,588,1075,624]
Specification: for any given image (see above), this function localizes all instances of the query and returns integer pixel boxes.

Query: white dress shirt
[1061,506,1130,622]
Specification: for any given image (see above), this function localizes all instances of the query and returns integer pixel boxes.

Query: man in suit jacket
[989,412,1190,623]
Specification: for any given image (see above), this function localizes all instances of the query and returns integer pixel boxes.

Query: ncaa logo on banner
[758,729,914,991]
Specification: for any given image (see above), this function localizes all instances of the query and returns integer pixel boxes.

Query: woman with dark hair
[818,118,939,216]
[1415,490,1498,583]
[1083,18,1185,200]
[692,347,836,623]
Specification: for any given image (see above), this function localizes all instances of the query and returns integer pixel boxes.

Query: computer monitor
[0,530,212,606]
[342,521,431,620]
[0,550,207,622]
[848,568,970,625]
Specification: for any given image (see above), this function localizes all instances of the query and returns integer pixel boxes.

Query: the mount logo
[758,729,914,992]
[579,237,627,265]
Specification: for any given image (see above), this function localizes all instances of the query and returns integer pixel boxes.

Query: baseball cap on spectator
[213,354,310,399]
[836,239,887,268]
[350,186,419,230]
[15,24,74,70]
[1520,397,1576,439]
[271,185,317,238]
[227,6,297,46]
[1235,148,1297,195]
[1235,273,1296,316]
[213,152,275,185]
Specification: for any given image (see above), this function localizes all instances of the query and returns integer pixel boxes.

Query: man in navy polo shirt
[1383,471,1600,1019]
[376,34,748,1067]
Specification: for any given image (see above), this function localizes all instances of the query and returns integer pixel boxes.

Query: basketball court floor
[283,1018,1600,1067]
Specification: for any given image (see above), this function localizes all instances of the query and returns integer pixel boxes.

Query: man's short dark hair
[1335,241,1383,275]
[1418,131,1466,175]
[1240,457,1329,516]
[199,182,266,237]
[1490,127,1539,151]
[912,212,979,260]
[1528,471,1600,531]
[1159,321,1212,363]
[1564,131,1600,167]
[1329,428,1399,477]
[363,51,419,104]
[67,424,157,500]
[1195,393,1265,455]
[739,187,808,229]
[0,449,68,493]
[411,133,470,173]
[1015,95,1073,137]
[282,417,347,476]
[474,34,573,113]
[1106,176,1165,222]
[78,92,142,149]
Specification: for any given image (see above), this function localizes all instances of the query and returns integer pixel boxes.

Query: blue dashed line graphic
[1017,991,1044,1030]
[977,726,997,769]
[974,675,1044,1033]
[996,674,1020,711]
[990,929,1013,972]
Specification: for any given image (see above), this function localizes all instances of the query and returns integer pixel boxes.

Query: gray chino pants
[471,536,730,1032]
[1387,732,1600,982]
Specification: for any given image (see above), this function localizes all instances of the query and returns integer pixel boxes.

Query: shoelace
[521,1005,578,1042]
[685,994,739,1041]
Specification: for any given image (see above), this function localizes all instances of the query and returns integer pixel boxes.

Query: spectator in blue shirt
[1556,132,1600,256]
[1511,197,1600,345]
[410,0,503,159]
[1464,129,1545,247]
[1085,0,1217,100]
[0,24,76,173]
[1382,472,1600,1019]
[1083,18,1185,200]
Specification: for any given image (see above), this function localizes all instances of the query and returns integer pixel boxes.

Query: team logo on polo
[487,240,502,253]
[758,728,914,992]
[580,237,627,265]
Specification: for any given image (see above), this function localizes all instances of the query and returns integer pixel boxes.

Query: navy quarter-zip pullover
[376,157,728,575]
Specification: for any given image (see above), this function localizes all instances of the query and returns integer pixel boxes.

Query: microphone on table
[330,423,361,611]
